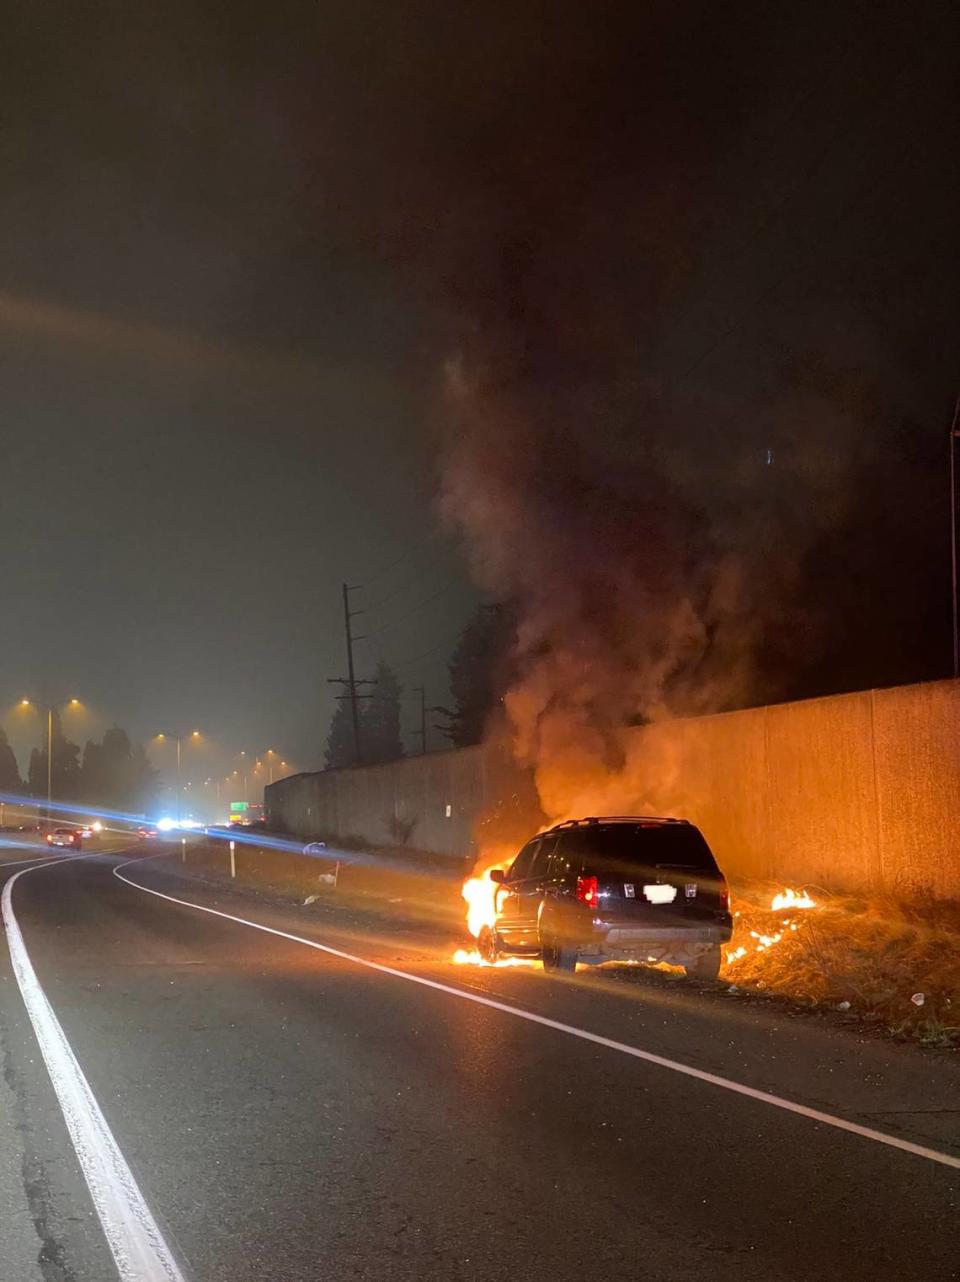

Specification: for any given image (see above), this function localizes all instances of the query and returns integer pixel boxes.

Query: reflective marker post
[229,839,236,879]
[181,837,186,863]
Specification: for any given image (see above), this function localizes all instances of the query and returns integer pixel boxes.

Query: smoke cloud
[308,2,956,824]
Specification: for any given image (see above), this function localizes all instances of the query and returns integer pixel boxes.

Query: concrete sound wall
[267,679,960,898]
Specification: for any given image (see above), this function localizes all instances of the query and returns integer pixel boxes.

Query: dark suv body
[482,816,732,978]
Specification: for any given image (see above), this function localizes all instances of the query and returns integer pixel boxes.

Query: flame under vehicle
[480,817,732,978]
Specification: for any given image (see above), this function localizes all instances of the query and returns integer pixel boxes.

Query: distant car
[138,825,160,840]
[78,824,94,839]
[480,816,732,979]
[47,828,82,850]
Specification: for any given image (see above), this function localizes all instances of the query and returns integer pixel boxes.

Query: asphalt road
[1,844,958,1281]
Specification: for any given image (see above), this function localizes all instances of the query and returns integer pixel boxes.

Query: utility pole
[410,685,427,755]
[327,583,375,767]
[176,735,182,825]
[342,582,362,763]
[950,396,960,679]
[46,707,52,825]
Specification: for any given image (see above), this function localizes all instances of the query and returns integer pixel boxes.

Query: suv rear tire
[541,937,577,973]
[684,944,721,981]
[477,926,499,964]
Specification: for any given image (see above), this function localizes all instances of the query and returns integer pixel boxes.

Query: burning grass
[452,863,960,1045]
[725,886,960,1046]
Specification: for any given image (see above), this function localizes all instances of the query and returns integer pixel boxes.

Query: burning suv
[480,816,732,978]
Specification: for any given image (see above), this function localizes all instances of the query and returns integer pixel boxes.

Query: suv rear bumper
[603,923,730,945]
[576,918,732,965]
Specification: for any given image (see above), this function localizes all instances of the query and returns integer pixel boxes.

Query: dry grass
[724,885,960,1046]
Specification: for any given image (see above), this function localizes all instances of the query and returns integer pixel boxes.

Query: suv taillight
[576,875,599,908]
[719,882,729,911]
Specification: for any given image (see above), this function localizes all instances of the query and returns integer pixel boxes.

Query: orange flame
[725,888,818,967]
[450,847,524,966]
[452,947,538,969]
[461,847,516,938]
[770,888,816,912]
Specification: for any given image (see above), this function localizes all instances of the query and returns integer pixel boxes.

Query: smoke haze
[306,1,959,817]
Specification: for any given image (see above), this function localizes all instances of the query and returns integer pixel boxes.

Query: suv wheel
[684,944,721,981]
[477,926,499,964]
[541,936,577,973]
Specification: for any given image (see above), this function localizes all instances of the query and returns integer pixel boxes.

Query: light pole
[154,731,201,825]
[256,748,290,788]
[20,698,81,825]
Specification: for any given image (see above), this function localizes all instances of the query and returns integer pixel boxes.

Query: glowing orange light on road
[452,948,538,969]
[771,888,816,912]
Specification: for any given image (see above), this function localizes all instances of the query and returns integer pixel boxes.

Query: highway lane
[1,851,958,1281]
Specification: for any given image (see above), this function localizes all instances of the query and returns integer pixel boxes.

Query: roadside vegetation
[725,886,960,1047]
[162,835,960,1048]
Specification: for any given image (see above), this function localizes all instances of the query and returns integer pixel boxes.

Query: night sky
[1,2,958,778]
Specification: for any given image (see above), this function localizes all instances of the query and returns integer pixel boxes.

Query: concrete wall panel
[763,692,880,893]
[266,679,960,899]
[873,681,960,898]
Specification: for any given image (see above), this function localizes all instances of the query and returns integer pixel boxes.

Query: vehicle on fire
[479,816,732,978]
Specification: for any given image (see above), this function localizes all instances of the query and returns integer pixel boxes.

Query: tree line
[324,605,515,769]
[0,715,156,814]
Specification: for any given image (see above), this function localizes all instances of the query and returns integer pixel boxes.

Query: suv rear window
[557,823,719,875]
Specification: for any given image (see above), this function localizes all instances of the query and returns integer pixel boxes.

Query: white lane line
[0,855,54,869]
[114,859,960,1173]
[3,859,188,1282]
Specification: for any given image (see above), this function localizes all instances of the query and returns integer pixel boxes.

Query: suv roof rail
[547,815,689,831]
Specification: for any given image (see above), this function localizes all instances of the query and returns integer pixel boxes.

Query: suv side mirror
[488,868,506,884]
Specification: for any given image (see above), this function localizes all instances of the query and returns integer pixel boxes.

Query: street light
[255,747,289,786]
[154,730,201,825]
[20,698,83,825]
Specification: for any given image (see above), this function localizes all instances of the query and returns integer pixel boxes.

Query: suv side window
[528,835,557,880]
[508,840,540,882]
[547,833,579,884]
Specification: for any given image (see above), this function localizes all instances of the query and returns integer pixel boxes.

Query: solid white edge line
[112,857,960,1174]
[3,856,188,1282]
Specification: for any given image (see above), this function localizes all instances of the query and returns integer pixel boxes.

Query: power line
[365,557,449,614]
[370,578,461,637]
[392,623,467,671]
[326,583,375,766]
[361,530,443,588]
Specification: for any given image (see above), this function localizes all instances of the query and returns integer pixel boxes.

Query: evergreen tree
[436,605,515,747]
[362,661,404,765]
[27,711,81,802]
[80,726,156,813]
[0,726,22,794]
[324,698,356,769]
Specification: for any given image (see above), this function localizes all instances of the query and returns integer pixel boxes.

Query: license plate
[643,884,677,905]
